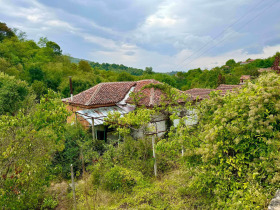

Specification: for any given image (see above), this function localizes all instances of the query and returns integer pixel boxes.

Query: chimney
[69,76,73,101]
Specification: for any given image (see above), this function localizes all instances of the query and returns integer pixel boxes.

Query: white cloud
[183,45,280,71]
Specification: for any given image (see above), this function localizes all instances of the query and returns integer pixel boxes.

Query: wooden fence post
[70,164,77,210]
[152,135,157,177]
[91,117,95,141]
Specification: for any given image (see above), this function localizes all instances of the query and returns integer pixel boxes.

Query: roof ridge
[138,79,157,82]
[97,81,136,84]
[85,83,103,105]
[149,87,155,106]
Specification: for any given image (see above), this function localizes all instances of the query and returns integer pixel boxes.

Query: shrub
[103,166,143,192]
[184,73,280,208]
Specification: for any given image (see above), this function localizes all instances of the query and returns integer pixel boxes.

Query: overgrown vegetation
[1,21,280,209]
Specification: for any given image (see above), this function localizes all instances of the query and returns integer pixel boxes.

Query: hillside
[69,56,144,76]
[1,21,280,209]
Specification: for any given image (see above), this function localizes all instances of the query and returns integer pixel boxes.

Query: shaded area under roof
[76,106,132,126]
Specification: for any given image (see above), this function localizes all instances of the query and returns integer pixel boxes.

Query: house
[239,75,251,84]
[185,88,213,100]
[62,79,187,141]
[62,76,243,141]
[240,59,255,65]
[258,68,273,73]
[185,84,241,100]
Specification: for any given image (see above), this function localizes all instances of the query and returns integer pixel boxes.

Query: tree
[38,37,48,47]
[78,60,92,72]
[0,90,69,209]
[117,72,134,81]
[0,22,15,42]
[144,67,153,74]
[225,59,236,67]
[28,66,44,83]
[46,41,62,55]
[217,73,226,85]
[31,80,48,100]
[0,73,33,115]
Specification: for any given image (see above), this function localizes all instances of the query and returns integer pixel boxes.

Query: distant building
[240,75,251,84]
[240,59,255,65]
[258,68,273,73]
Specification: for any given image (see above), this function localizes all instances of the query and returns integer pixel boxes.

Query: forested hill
[0,21,278,101]
[70,56,144,76]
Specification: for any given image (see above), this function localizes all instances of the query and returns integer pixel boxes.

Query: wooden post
[70,164,77,210]
[69,76,73,101]
[75,112,78,125]
[91,117,95,141]
[152,135,157,177]
[81,151,85,176]
[118,132,120,147]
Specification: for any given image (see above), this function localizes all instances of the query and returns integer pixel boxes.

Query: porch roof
[76,105,134,126]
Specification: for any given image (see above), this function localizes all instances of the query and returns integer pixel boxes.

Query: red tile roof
[258,68,272,73]
[63,79,180,108]
[185,84,241,100]
[63,81,136,106]
[215,84,241,91]
[215,84,241,96]
[126,79,163,107]
[63,79,243,108]
[185,88,213,100]
[240,75,251,80]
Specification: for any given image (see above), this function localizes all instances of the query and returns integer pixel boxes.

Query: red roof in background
[240,75,251,80]
[185,88,213,100]
[215,84,241,96]
[185,84,241,99]
[215,84,241,91]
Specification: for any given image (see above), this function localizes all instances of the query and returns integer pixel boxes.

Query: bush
[103,166,143,192]
[183,73,280,208]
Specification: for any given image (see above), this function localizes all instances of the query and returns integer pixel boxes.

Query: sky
[0,0,280,72]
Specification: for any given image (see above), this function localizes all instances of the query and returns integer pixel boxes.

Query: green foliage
[41,196,58,209]
[103,166,143,192]
[0,22,15,42]
[31,80,48,100]
[53,124,101,179]
[28,66,44,83]
[225,59,236,67]
[78,60,92,72]
[183,73,280,208]
[0,90,69,209]
[0,73,33,115]
[46,41,62,56]
[144,67,153,74]
[116,72,135,81]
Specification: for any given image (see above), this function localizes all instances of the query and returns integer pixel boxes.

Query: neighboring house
[239,75,251,84]
[62,79,186,141]
[240,59,255,65]
[185,84,241,100]
[185,88,213,100]
[180,84,241,127]
[258,68,273,73]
